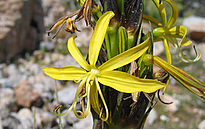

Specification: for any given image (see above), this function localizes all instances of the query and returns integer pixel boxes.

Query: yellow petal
[168,26,192,46]
[68,35,91,71]
[143,14,162,27]
[89,11,115,66]
[164,0,178,30]
[89,81,101,116]
[99,37,150,72]
[153,55,205,99]
[98,71,164,93]
[153,0,167,26]
[43,66,87,80]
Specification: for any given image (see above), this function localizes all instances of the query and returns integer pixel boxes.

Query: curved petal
[162,35,201,63]
[167,26,192,46]
[89,80,101,116]
[164,0,178,30]
[143,14,162,27]
[95,78,109,121]
[99,37,150,72]
[152,0,167,26]
[89,11,115,66]
[162,37,171,93]
[153,55,205,99]
[43,66,87,80]
[98,71,164,93]
[68,35,91,71]
[47,17,67,33]
[54,77,87,117]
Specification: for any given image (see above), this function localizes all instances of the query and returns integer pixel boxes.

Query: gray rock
[33,83,53,100]
[0,78,13,88]
[0,0,44,62]
[29,64,41,75]
[44,53,51,64]
[0,87,17,123]
[161,94,180,113]
[183,16,205,41]
[17,108,33,129]
[40,41,55,51]
[55,84,77,104]
[146,109,158,125]
[0,117,2,129]
[2,108,33,129]
[154,41,164,56]
[160,115,169,122]
[7,64,23,88]
[73,113,93,129]
[61,111,78,125]
[0,88,14,107]
[33,107,57,129]
[54,55,80,67]
[198,119,205,129]
[0,88,17,119]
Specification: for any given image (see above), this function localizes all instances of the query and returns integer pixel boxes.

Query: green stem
[55,80,63,129]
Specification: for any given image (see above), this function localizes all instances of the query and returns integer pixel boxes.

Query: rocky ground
[0,0,205,129]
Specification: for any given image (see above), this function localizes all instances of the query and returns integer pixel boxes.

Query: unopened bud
[143,54,153,66]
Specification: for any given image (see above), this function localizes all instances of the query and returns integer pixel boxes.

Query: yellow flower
[43,11,164,121]
[143,0,200,63]
[143,54,205,100]
[143,0,201,93]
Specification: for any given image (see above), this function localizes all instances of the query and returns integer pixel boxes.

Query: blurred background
[0,0,204,128]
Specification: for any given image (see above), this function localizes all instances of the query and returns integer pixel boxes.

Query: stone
[6,64,23,88]
[29,63,41,75]
[62,111,78,125]
[2,108,33,129]
[40,41,55,51]
[160,115,169,122]
[73,113,93,129]
[183,16,205,41]
[0,78,13,88]
[51,52,65,63]
[55,84,77,104]
[161,94,180,113]
[146,109,158,125]
[198,119,205,129]
[154,41,165,56]
[15,80,44,108]
[17,108,33,129]
[44,53,51,64]
[0,117,2,129]
[0,88,15,107]
[33,107,57,128]
[33,50,44,60]
[0,88,17,119]
[0,0,44,62]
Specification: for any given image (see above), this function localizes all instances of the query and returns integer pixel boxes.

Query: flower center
[90,68,100,75]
